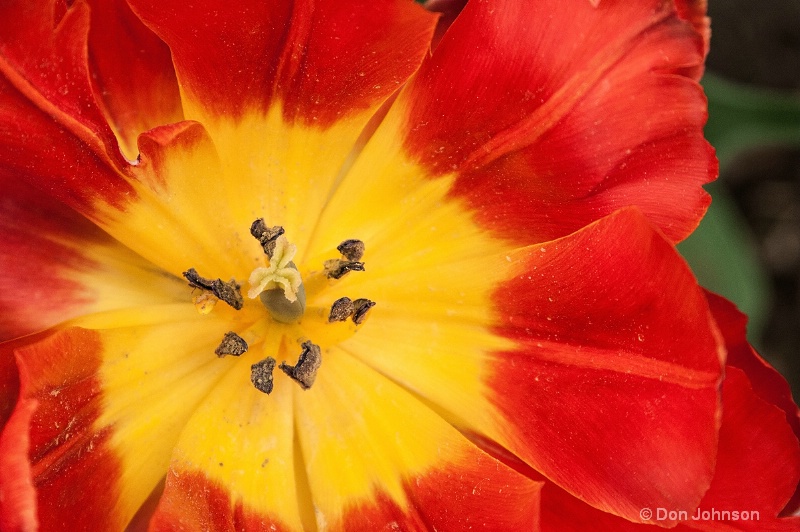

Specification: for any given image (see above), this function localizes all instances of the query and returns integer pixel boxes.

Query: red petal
[539,369,800,531]
[540,481,647,531]
[85,0,183,159]
[339,456,542,531]
[2,308,242,530]
[705,292,800,440]
[1,333,54,433]
[150,471,294,532]
[688,367,800,530]
[0,175,92,339]
[0,328,125,531]
[538,366,800,531]
[397,0,715,243]
[423,0,467,50]
[706,291,800,516]
[0,373,38,532]
[0,172,187,341]
[0,71,135,218]
[674,0,711,64]
[0,0,125,168]
[127,0,437,126]
[0,180,90,336]
[489,209,722,522]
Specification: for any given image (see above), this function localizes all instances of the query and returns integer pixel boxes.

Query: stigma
[247,232,306,323]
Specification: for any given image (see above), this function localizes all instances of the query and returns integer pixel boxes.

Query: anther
[328,297,355,322]
[324,259,365,279]
[250,219,285,258]
[352,298,376,325]
[279,341,322,390]
[337,239,365,262]
[251,357,277,394]
[183,268,244,310]
[214,332,248,357]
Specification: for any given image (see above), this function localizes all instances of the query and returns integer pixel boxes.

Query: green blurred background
[678,0,800,397]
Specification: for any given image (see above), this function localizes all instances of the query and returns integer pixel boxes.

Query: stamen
[352,298,376,325]
[214,331,248,357]
[337,239,365,261]
[183,268,244,310]
[324,259,365,279]
[250,219,285,258]
[251,357,277,394]
[279,341,322,390]
[328,297,355,322]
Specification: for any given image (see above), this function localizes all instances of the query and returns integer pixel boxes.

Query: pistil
[247,227,306,323]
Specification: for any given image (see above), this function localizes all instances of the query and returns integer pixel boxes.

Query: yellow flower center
[183,218,374,395]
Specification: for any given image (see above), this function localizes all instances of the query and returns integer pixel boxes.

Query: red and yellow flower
[0,0,798,530]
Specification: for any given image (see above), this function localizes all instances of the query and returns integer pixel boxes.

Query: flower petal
[1,327,124,530]
[674,0,711,62]
[390,0,715,243]
[0,175,186,341]
[84,0,183,159]
[149,374,303,531]
[296,352,542,530]
[126,0,437,126]
[539,480,647,531]
[536,367,800,531]
[488,208,722,520]
[4,1,437,281]
[1,305,243,530]
[0,335,46,532]
[309,125,721,520]
[336,207,722,524]
[0,72,134,219]
[0,0,125,168]
[705,292,800,517]
[705,292,800,441]
[688,367,800,530]
[152,349,541,531]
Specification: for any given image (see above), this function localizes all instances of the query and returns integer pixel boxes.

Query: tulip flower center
[182,218,374,396]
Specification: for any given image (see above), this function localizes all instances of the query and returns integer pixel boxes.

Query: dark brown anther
[279,341,322,390]
[211,279,244,310]
[328,297,355,322]
[250,218,285,257]
[215,332,248,357]
[351,298,375,325]
[251,357,277,394]
[183,267,215,291]
[337,239,365,262]
[324,259,365,280]
[183,268,243,310]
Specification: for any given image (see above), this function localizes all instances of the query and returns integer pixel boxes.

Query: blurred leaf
[703,74,800,171]
[679,74,800,341]
[679,181,771,338]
